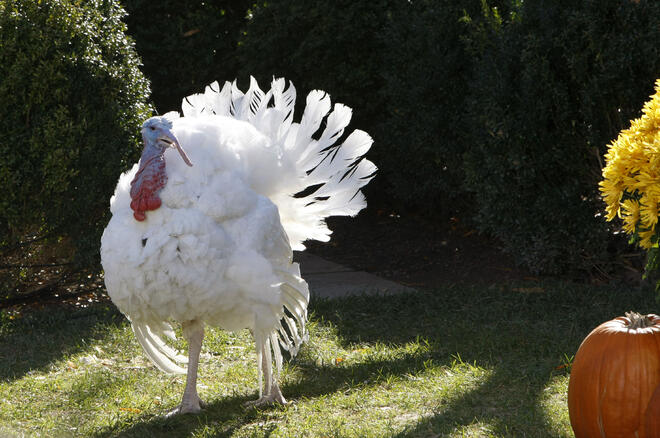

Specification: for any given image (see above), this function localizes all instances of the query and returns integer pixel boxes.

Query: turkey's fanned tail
[132,321,187,374]
[181,76,376,250]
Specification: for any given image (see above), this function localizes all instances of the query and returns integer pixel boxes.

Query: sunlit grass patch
[538,375,573,437]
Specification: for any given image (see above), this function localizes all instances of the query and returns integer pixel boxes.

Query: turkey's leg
[166,319,205,416]
[245,334,286,406]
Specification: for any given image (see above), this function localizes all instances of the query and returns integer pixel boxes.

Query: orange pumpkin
[645,384,660,438]
[568,312,660,438]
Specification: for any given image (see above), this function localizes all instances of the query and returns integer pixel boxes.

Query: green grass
[0,281,656,437]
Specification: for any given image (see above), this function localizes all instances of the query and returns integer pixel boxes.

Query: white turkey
[100,77,376,415]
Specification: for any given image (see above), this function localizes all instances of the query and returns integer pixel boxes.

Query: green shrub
[0,0,151,268]
[122,0,251,113]
[378,0,512,214]
[463,0,660,273]
[237,0,389,123]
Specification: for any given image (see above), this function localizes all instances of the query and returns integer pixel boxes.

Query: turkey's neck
[129,143,168,221]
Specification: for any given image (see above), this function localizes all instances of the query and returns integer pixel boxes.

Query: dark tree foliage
[237,0,389,122]
[0,0,151,268]
[122,0,252,113]
[463,0,660,273]
[378,0,511,215]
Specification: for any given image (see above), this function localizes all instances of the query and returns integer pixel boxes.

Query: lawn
[0,281,656,437]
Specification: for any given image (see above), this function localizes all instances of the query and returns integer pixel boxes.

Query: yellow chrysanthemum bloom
[620,199,640,234]
[600,79,660,249]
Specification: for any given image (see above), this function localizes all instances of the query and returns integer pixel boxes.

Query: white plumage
[100,77,375,414]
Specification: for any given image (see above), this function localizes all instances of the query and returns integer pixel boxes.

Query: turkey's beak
[159,129,193,167]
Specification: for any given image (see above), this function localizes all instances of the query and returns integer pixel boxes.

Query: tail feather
[271,332,283,379]
[270,78,296,142]
[251,263,308,399]
[298,104,353,170]
[207,80,232,116]
[132,322,187,374]
[180,76,376,250]
[290,90,332,158]
[275,263,309,356]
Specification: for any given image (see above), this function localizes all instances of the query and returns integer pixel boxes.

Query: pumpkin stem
[625,311,654,329]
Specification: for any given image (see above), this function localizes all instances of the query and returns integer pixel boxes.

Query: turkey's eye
[150,126,156,131]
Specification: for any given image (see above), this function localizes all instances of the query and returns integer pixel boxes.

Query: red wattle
[129,153,168,222]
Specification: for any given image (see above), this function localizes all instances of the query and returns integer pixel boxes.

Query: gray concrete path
[294,251,415,299]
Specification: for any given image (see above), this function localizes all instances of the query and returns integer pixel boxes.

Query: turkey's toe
[164,404,200,418]
[244,386,287,407]
[164,396,206,417]
[244,396,282,408]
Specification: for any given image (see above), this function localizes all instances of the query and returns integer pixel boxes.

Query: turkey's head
[140,116,193,166]
[129,116,193,222]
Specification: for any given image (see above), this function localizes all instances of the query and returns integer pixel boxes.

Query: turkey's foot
[164,395,206,417]
[244,384,287,407]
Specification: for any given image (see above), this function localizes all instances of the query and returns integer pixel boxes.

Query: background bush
[377,0,510,216]
[463,0,660,273]
[122,0,251,113]
[0,0,151,269]
[4,0,660,278]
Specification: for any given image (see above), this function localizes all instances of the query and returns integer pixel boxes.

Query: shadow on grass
[0,302,124,381]
[91,394,268,438]
[82,281,654,437]
[310,282,656,436]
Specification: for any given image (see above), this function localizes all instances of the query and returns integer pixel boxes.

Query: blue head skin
[140,116,193,167]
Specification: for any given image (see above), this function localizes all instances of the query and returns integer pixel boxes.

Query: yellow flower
[599,179,622,221]
[639,229,655,249]
[640,194,659,229]
[620,199,640,234]
[600,78,660,248]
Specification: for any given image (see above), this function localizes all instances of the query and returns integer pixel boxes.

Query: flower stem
[625,311,654,329]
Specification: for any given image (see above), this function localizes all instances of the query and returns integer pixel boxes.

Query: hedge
[377,0,512,215]
[0,0,151,268]
[463,0,660,273]
[122,0,251,113]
